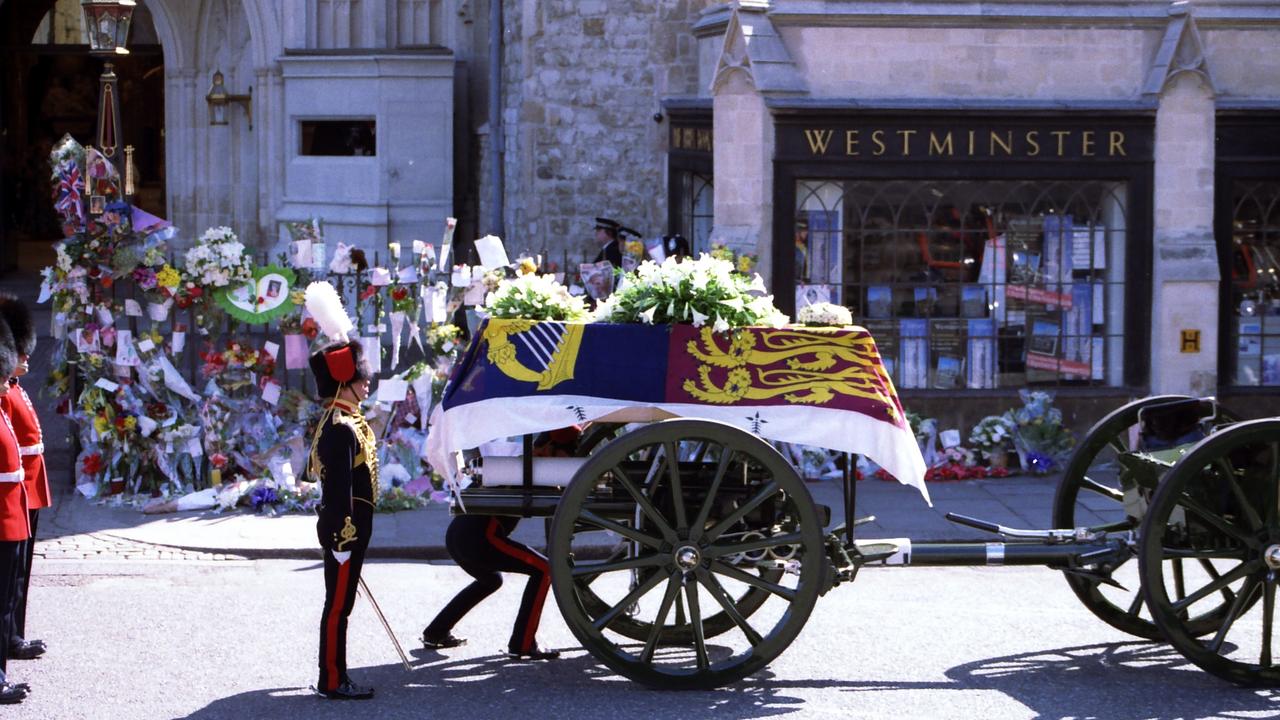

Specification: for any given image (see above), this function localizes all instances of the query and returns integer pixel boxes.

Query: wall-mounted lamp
[205,70,253,130]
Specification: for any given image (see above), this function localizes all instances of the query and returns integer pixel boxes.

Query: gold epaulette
[331,407,380,498]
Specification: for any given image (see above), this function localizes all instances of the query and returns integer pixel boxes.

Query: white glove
[331,550,351,564]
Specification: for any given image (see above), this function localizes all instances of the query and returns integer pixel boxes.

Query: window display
[795,178,1129,389]
[1227,180,1280,386]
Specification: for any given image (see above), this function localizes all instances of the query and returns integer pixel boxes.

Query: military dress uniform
[0,392,28,704]
[422,515,558,660]
[311,396,379,696]
[2,379,49,660]
[593,217,624,268]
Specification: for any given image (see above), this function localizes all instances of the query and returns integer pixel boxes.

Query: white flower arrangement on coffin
[596,254,788,330]
[484,273,590,321]
[796,302,853,327]
[184,226,252,288]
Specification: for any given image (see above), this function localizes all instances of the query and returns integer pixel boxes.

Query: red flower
[114,415,127,431]
[176,296,192,309]
[301,317,319,340]
[359,284,377,301]
[101,276,114,290]
[82,453,103,475]
[391,286,409,302]
[211,453,228,469]
[189,286,204,298]
[257,296,265,305]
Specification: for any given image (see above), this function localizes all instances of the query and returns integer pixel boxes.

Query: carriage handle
[944,512,1103,543]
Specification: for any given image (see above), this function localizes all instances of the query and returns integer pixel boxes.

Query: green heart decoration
[214,265,298,324]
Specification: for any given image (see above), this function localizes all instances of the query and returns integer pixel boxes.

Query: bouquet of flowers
[484,273,589,322]
[1008,390,1076,474]
[709,243,759,275]
[796,302,852,327]
[427,323,463,357]
[184,226,252,288]
[597,254,787,330]
[968,414,1017,464]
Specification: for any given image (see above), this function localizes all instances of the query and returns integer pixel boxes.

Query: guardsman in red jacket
[0,317,30,704]
[0,296,48,662]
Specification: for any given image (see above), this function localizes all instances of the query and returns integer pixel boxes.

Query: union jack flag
[52,160,85,228]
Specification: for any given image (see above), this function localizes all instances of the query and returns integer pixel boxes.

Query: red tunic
[0,406,29,541]
[2,382,50,510]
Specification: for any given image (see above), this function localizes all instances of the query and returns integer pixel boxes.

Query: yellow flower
[625,240,645,258]
[518,258,538,275]
[93,416,110,434]
[737,255,756,274]
[123,416,138,431]
[155,265,181,289]
[290,289,307,305]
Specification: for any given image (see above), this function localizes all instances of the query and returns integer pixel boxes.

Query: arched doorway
[0,0,164,272]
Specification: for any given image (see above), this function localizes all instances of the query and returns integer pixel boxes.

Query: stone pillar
[710,70,774,285]
[1150,72,1218,396]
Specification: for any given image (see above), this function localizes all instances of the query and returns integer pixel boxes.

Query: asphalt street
[6,557,1276,720]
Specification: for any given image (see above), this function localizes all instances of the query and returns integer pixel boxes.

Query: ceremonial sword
[358,576,413,671]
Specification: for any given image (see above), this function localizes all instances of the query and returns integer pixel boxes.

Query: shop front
[1217,114,1280,392]
[773,113,1154,411]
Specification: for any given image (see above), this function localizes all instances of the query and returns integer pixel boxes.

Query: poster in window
[864,320,897,383]
[967,319,996,389]
[930,319,966,389]
[899,318,929,389]
[866,286,892,318]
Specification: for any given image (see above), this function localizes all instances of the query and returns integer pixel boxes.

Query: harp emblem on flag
[482,319,584,391]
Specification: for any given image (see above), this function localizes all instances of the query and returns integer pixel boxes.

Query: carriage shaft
[855,538,1128,567]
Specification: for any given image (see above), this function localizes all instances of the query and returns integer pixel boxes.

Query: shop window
[795,179,1128,389]
[300,120,377,156]
[679,172,714,255]
[1227,181,1280,386]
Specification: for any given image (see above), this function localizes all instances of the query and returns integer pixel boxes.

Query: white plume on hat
[304,281,353,344]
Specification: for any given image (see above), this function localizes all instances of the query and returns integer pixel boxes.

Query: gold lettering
[1025,130,1040,156]
[989,130,1014,156]
[845,130,860,156]
[1109,130,1127,156]
[684,128,696,149]
[872,130,886,156]
[1051,130,1071,156]
[804,129,834,154]
[897,129,916,156]
[928,131,953,156]
[1081,130,1096,157]
[672,128,683,149]
[968,130,976,156]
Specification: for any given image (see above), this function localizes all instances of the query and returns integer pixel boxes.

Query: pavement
[33,470,1066,562]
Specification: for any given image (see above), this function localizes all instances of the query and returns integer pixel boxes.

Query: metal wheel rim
[1053,395,1239,640]
[1140,418,1280,687]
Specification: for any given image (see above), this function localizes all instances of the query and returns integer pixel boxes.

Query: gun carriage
[427,320,1280,689]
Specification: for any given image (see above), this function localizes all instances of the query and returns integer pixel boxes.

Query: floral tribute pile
[39,135,474,514]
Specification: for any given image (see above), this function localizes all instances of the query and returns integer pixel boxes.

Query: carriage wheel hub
[675,545,702,570]
[1265,545,1280,570]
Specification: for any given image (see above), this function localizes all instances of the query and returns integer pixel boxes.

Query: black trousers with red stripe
[317,541,367,691]
[426,515,550,654]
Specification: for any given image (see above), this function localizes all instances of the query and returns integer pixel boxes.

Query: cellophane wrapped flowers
[184,226,252,288]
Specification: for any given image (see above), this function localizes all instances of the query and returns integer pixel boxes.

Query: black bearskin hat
[308,340,371,399]
[0,294,35,357]
[0,316,19,381]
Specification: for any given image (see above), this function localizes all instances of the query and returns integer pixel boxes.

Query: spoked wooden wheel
[1053,395,1238,640]
[1140,419,1280,686]
[549,419,825,689]
[570,422,784,643]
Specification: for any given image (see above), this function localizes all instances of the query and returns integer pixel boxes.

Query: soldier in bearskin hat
[0,315,30,704]
[0,295,49,664]
[304,281,378,701]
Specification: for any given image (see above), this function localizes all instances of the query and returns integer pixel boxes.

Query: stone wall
[497,0,712,264]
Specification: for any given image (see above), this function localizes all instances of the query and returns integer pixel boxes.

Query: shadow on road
[176,640,1277,719]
